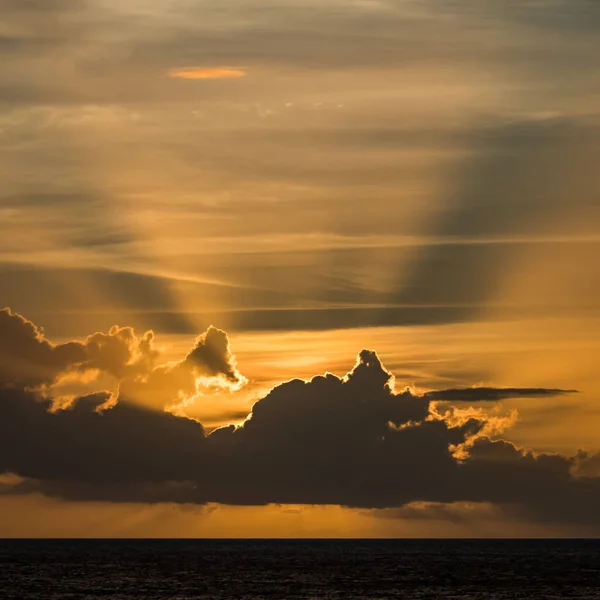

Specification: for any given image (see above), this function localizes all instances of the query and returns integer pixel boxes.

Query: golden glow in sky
[1,0,600,538]
[168,66,247,80]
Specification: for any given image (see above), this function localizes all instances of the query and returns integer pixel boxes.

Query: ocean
[2,539,600,599]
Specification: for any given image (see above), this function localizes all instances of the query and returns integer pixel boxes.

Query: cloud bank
[1,308,598,527]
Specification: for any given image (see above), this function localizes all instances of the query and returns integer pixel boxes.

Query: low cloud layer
[1,308,597,527]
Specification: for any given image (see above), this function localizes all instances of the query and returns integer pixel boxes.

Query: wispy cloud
[168,66,247,80]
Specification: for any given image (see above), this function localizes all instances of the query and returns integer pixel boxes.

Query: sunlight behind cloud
[2,0,600,540]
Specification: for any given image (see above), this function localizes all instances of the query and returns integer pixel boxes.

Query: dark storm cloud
[0,309,596,526]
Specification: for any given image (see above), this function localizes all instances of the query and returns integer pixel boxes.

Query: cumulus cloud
[119,325,247,411]
[0,309,596,526]
[0,307,86,389]
[80,326,158,380]
[0,307,161,390]
[0,308,245,409]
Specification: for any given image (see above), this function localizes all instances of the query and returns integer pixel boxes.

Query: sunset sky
[2,0,600,537]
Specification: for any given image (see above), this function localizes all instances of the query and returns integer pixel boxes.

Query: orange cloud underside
[169,66,247,80]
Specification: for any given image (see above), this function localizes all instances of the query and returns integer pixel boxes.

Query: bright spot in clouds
[169,66,247,80]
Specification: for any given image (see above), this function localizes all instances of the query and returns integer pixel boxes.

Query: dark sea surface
[2,539,600,599]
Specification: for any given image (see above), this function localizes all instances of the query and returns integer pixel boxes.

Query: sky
[1,0,600,537]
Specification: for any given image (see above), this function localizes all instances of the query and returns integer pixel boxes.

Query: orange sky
[1,0,600,537]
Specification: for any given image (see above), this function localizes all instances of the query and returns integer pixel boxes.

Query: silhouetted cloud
[120,325,246,410]
[0,307,160,391]
[0,308,86,388]
[0,309,596,526]
[425,387,578,402]
[0,308,245,408]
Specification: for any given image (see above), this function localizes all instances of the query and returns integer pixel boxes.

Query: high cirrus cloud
[1,309,597,527]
